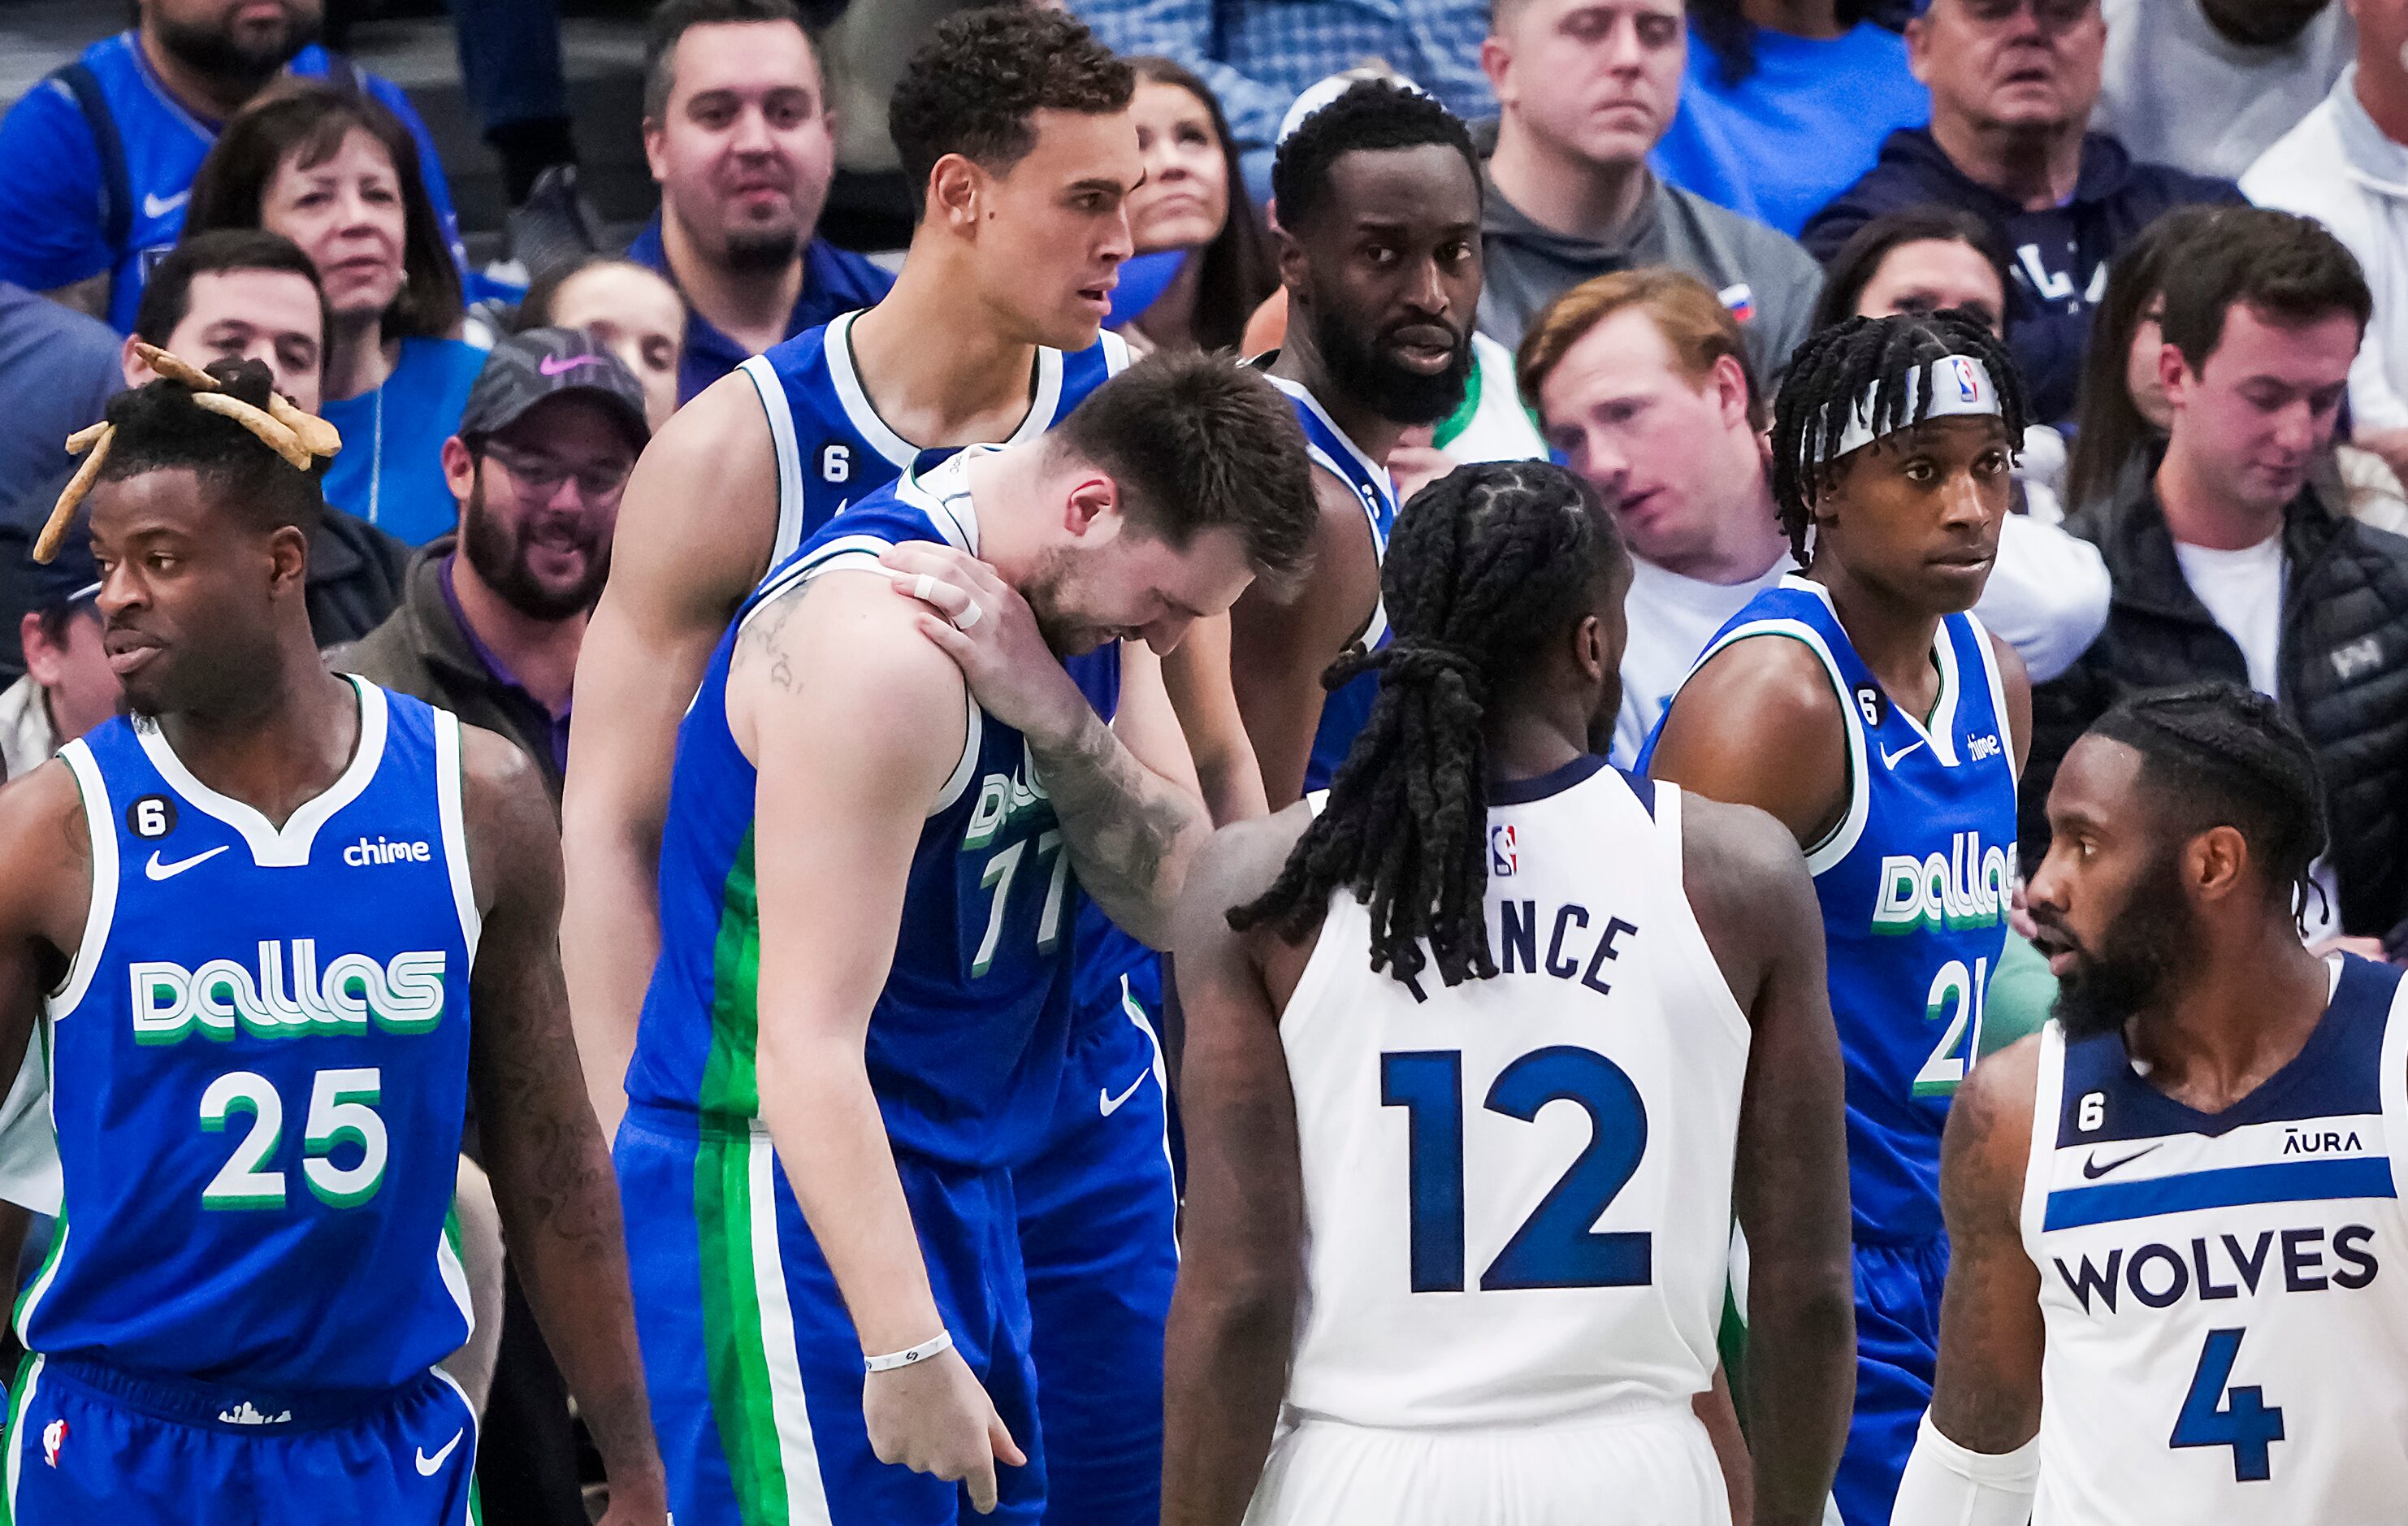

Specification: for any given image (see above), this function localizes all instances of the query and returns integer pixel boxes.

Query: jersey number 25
[1382,1046,1650,1294]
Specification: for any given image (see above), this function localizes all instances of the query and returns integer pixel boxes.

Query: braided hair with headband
[1228,461,1626,993]
[1769,310,2029,570]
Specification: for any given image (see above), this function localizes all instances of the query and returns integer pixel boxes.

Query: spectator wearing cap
[0,538,115,783]
[336,327,648,800]
[1801,0,2242,424]
[625,0,894,405]
[1478,0,1826,379]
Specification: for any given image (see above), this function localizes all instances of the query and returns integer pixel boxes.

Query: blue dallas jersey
[19,679,478,1390]
[1640,576,2018,1242]
[736,309,1131,573]
[0,33,466,333]
[626,451,1123,1170]
[1264,374,1397,794]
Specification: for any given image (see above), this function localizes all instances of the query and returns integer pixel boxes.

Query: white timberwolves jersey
[2021,955,2408,1525]
[1279,756,1748,1429]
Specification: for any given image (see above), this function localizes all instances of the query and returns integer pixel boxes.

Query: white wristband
[864,1329,954,1374]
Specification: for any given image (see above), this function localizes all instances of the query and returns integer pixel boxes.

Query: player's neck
[448,551,583,714]
[154,659,362,830]
[1265,323,1409,465]
[1811,561,1946,717]
[1485,703,1594,787]
[848,263,1048,448]
[136,25,262,123]
[660,207,804,358]
[2128,930,2332,1116]
[2155,437,2287,550]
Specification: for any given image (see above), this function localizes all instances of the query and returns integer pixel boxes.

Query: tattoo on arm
[733,581,815,694]
[1928,1057,2046,1453]
[1028,706,1207,941]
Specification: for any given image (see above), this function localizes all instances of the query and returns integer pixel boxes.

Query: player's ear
[1063,473,1119,538]
[267,523,310,597]
[1273,219,1310,298]
[1571,611,1608,686]
[928,153,984,235]
[2188,824,2250,904]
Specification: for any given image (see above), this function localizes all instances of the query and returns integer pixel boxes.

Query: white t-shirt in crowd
[1612,554,1789,767]
[2171,531,2343,940]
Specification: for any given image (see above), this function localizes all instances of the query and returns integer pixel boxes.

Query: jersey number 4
[1381,1046,1650,1294]
[2172,1327,2285,1482]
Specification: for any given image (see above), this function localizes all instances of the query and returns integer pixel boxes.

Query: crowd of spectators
[0,0,2402,1509]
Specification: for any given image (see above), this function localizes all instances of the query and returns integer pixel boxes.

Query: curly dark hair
[1229,462,1625,993]
[1270,79,1480,233]
[889,7,1133,210]
[97,359,323,540]
[2090,682,2329,920]
[1769,310,2030,569]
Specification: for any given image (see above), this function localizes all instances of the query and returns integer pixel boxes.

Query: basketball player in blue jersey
[1232,80,1483,806]
[1163,461,1855,1525]
[613,353,1316,1526]
[0,362,665,1523]
[1641,310,2033,1526]
[569,14,1246,1519]
[1900,683,2408,1524]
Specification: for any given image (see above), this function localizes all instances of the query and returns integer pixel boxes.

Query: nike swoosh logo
[2082,1143,2163,1180]
[537,353,604,376]
[1098,1071,1149,1117]
[1880,738,1925,770]
[415,1430,463,1476]
[142,189,189,219]
[144,845,228,882]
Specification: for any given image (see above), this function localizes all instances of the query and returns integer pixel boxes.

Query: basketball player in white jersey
[1162,461,1857,1526]
[1897,682,2408,1524]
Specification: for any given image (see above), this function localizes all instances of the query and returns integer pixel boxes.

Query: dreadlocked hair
[1769,309,2029,570]
[97,358,324,540]
[2088,682,2329,922]
[1228,461,1622,993]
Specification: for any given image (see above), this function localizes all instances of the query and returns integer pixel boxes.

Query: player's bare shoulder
[0,754,97,955]
[613,364,785,609]
[453,723,563,917]
[1675,789,1821,1010]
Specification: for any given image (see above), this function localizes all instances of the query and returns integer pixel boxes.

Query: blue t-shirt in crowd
[1652,21,1927,239]
[0,31,466,333]
[0,283,123,534]
[624,215,894,405]
[319,336,486,547]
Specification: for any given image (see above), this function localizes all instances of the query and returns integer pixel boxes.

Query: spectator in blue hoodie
[1801,0,2240,423]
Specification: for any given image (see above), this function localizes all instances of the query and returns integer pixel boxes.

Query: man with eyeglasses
[1802,0,2242,424]
[340,327,647,804]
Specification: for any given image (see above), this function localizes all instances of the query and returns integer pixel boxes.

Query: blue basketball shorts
[1833,1234,1949,1526]
[1016,960,1179,1526]
[615,1104,1044,1526]
[2,1355,479,1524]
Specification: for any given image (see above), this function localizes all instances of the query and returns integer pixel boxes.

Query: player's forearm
[1159,1269,1296,1526]
[483,1090,667,1502]
[1742,1255,1857,1526]
[757,1034,946,1354]
[1025,705,1211,948]
[559,775,668,1138]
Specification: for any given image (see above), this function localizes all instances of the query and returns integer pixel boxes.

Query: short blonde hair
[1516,267,1765,432]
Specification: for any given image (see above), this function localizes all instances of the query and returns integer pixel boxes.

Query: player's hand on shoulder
[862,1344,1027,1515]
[880,541,1091,744]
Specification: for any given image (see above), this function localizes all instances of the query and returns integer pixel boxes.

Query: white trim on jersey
[427,1365,485,1525]
[1684,615,1873,876]
[1262,373,1397,648]
[49,740,119,1017]
[2020,1021,2066,1250]
[3,1353,43,1513]
[138,677,388,868]
[748,1121,836,1524]
[1966,609,2020,787]
[740,353,809,569]
[435,1193,476,1342]
[822,311,923,473]
[432,709,481,964]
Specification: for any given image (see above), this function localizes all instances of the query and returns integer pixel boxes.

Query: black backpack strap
[49,62,130,262]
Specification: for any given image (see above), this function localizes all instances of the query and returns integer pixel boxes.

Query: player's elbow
[1172,1259,1300,1353]
[1748,1253,1857,1359]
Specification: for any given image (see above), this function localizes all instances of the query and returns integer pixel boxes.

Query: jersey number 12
[1381,1046,1651,1294]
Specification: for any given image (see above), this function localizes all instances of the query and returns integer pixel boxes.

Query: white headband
[1808,354,2003,471]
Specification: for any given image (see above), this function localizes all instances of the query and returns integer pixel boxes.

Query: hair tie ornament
[34,345,342,564]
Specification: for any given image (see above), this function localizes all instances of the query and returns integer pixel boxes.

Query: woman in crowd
[1115,58,1274,354]
[519,257,687,432]
[187,83,483,547]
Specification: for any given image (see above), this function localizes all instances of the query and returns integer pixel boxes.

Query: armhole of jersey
[1306,447,1392,648]
[48,743,117,1017]
[432,709,482,964]
[743,546,982,819]
[1653,781,1755,1053]
[1964,609,2020,786]
[2381,971,2408,1199]
[740,354,807,566]
[2017,1021,2065,1255]
[1683,622,1869,876]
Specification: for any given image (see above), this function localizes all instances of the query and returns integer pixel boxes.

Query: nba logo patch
[41,1419,64,1467]
[1490,823,1519,878]
[1949,357,1982,402]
